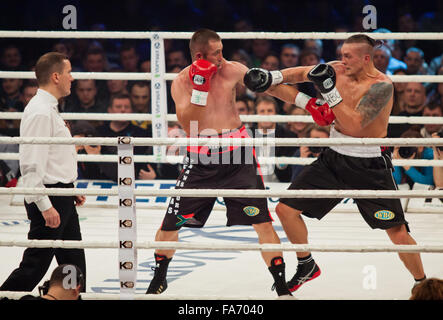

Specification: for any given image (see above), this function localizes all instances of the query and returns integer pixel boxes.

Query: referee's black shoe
[146,254,172,294]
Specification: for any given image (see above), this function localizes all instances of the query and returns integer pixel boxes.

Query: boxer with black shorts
[146,29,291,297]
[161,126,272,230]
[244,34,426,294]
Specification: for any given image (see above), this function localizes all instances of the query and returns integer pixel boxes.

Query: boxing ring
[1,31,443,301]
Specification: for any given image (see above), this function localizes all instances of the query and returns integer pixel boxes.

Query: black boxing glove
[307,63,343,108]
[243,68,283,92]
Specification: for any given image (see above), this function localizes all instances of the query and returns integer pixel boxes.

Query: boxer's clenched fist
[243,68,283,92]
[189,59,217,106]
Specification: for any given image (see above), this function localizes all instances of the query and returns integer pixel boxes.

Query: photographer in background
[20,264,84,300]
[392,128,434,188]
[290,125,330,181]
[410,277,443,300]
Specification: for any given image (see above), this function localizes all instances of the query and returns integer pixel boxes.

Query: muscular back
[332,62,394,138]
[171,60,246,136]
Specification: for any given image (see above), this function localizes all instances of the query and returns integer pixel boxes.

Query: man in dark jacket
[96,93,157,181]
[250,96,297,182]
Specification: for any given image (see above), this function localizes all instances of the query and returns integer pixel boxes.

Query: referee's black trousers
[0,183,86,292]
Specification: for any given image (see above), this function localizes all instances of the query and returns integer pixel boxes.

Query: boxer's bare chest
[335,75,374,110]
[333,70,392,137]
[178,66,242,133]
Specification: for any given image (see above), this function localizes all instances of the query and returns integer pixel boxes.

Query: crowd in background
[1,0,443,188]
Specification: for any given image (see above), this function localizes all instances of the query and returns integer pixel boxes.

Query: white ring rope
[0,239,442,253]
[0,291,269,300]
[0,71,160,80]
[1,30,443,40]
[1,71,441,83]
[1,152,442,167]
[0,136,442,147]
[8,201,439,214]
[1,187,442,198]
[13,202,440,214]
[2,112,443,125]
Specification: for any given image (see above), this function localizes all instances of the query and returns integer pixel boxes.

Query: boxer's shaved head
[344,34,376,57]
[345,34,376,47]
[189,28,221,60]
[341,34,378,76]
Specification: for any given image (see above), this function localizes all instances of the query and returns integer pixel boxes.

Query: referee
[0,52,86,292]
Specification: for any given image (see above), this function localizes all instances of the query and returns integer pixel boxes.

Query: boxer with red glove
[243,67,334,126]
[189,59,217,106]
[294,92,335,126]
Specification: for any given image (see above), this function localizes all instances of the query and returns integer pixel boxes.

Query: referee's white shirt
[19,89,77,212]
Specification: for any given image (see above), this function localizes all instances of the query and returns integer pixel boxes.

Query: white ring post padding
[0,152,442,167]
[1,30,443,40]
[150,33,169,163]
[1,187,443,198]
[3,112,443,125]
[1,136,443,147]
[0,239,442,253]
[117,138,137,297]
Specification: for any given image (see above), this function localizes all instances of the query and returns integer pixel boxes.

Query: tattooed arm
[356,82,394,127]
[332,81,394,134]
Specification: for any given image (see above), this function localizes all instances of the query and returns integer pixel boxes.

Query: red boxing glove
[5,178,17,188]
[305,98,335,126]
[189,59,217,106]
[295,92,335,126]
